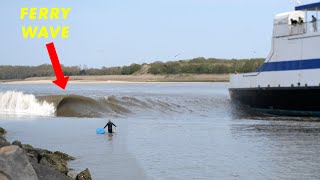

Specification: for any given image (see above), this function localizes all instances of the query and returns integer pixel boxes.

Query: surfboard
[96,128,105,134]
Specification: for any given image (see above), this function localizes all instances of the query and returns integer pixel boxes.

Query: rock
[67,171,76,179]
[43,152,69,175]
[29,156,71,180]
[0,128,79,180]
[0,172,10,180]
[0,136,7,142]
[75,168,92,180]
[12,140,23,148]
[22,144,34,150]
[53,151,75,161]
[0,145,38,180]
[0,141,10,149]
[23,147,75,175]
[0,137,10,149]
[0,127,6,136]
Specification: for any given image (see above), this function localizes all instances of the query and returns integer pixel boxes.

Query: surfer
[104,120,117,133]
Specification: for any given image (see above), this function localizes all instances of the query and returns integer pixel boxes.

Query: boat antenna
[174,53,181,58]
[293,0,303,5]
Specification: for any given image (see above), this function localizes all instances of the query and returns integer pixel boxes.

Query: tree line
[0,57,265,80]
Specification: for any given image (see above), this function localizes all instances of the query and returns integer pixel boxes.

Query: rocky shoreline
[0,127,91,180]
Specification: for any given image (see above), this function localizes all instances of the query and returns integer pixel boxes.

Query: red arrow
[46,42,69,90]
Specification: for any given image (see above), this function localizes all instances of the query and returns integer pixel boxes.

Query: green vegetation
[0,57,264,80]
[148,58,264,74]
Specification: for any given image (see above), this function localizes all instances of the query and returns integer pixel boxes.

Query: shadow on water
[230,100,320,140]
[230,100,320,122]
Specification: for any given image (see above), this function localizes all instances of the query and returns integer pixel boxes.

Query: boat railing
[274,20,320,37]
[304,20,320,34]
[235,20,319,78]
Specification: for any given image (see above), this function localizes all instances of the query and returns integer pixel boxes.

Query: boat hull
[229,87,320,116]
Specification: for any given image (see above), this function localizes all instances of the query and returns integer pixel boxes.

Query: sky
[0,0,317,67]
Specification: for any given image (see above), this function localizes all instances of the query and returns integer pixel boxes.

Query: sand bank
[1,74,229,84]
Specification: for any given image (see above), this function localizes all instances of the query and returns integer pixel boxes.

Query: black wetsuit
[104,122,117,133]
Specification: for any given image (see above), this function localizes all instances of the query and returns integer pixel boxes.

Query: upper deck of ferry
[274,2,320,38]
[230,2,320,88]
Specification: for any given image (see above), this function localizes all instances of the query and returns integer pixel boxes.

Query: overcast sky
[0,0,316,67]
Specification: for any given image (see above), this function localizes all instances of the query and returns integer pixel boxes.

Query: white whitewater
[0,91,55,116]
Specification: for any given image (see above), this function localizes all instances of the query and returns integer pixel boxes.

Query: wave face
[0,91,55,116]
[40,95,185,118]
[41,95,138,118]
[0,91,229,118]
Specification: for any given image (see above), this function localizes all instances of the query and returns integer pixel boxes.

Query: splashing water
[0,91,55,116]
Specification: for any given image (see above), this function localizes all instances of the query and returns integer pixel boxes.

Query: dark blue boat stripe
[295,2,320,10]
[258,59,320,72]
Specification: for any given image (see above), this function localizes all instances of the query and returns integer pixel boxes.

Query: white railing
[274,20,320,36]
[304,20,319,33]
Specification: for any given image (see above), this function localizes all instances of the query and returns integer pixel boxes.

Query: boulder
[0,127,6,136]
[0,128,79,180]
[0,145,38,180]
[23,146,75,175]
[0,136,7,142]
[22,144,34,149]
[12,140,23,148]
[43,152,69,175]
[53,151,75,161]
[0,172,10,180]
[0,137,10,149]
[75,168,92,180]
[29,156,71,180]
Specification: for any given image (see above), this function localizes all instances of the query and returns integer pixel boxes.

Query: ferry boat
[229,2,320,116]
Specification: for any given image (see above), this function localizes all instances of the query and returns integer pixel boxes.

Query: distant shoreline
[0,74,230,84]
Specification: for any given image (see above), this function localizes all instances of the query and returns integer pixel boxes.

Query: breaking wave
[0,91,229,118]
[0,91,55,116]
[40,95,181,118]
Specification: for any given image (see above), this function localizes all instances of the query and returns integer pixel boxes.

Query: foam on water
[0,91,55,116]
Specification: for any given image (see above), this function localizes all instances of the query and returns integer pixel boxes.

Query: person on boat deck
[298,17,304,24]
[312,15,318,32]
[104,120,117,133]
[297,17,304,33]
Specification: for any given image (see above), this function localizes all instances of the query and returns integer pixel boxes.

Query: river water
[0,83,320,179]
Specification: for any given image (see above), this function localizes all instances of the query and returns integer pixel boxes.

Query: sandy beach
[1,74,229,84]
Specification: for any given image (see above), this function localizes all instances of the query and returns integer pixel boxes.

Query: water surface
[0,83,320,179]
